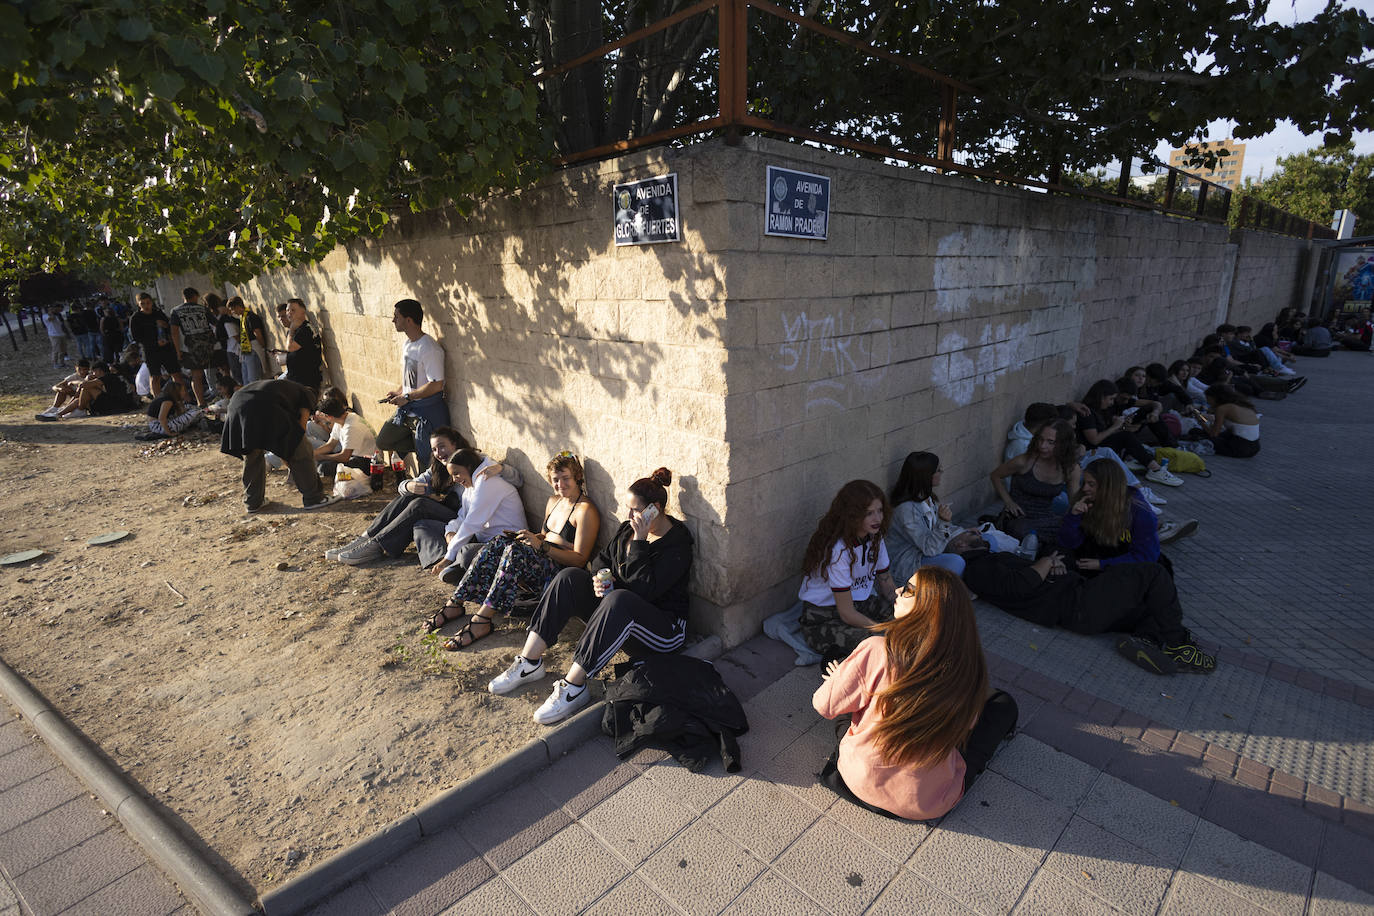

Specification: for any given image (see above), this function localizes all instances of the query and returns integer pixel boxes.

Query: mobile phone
[1121,406,1139,418]
[378,397,392,404]
[639,505,659,525]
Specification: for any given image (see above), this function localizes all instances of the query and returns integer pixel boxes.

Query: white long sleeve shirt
[442,458,526,561]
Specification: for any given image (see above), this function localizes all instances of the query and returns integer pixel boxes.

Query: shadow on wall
[226,148,734,616]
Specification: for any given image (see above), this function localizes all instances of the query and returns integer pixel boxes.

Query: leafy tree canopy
[0,0,547,286]
[1236,142,1374,229]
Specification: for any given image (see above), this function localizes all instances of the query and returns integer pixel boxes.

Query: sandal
[443,614,494,651]
[423,604,465,634]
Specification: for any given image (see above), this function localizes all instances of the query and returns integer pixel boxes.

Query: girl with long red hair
[813,566,1018,820]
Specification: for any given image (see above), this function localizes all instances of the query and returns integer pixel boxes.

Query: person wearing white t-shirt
[312,391,380,479]
[798,480,898,662]
[376,298,449,468]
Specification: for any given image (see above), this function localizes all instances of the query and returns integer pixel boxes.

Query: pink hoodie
[812,636,967,820]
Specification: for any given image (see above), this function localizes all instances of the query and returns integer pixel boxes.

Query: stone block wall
[1226,230,1312,331]
[169,136,1310,648]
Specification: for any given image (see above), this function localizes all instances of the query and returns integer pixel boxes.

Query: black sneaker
[1164,642,1216,674]
[1115,635,1174,675]
[1287,376,1307,393]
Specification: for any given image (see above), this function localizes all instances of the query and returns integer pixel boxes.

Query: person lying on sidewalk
[812,566,1018,821]
[947,530,1216,676]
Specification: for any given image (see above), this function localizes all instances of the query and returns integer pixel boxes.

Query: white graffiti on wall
[930,223,1096,405]
[773,309,891,412]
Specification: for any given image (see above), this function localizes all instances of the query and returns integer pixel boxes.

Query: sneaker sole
[338,553,383,566]
[1160,520,1199,543]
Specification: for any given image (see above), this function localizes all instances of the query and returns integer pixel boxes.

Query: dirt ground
[0,329,590,896]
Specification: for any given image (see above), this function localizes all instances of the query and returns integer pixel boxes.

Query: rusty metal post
[718,0,746,145]
[937,86,957,169]
[1163,170,1177,210]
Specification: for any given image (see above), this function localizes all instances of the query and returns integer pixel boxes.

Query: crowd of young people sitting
[793,308,1340,822]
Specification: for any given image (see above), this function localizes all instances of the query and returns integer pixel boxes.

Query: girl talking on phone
[486,468,695,726]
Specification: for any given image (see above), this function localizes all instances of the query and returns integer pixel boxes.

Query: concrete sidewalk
[0,706,190,915]
[296,354,1374,914]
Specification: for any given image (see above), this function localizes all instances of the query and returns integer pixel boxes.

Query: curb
[0,658,257,916]
[257,635,724,915]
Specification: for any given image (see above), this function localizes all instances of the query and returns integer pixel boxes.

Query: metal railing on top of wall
[535,0,1333,241]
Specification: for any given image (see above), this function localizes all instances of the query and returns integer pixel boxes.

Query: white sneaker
[1124,458,1146,472]
[337,536,383,563]
[1145,466,1184,487]
[67,409,88,418]
[326,535,368,561]
[489,655,545,695]
[1139,487,1167,507]
[1159,519,1199,544]
[38,406,59,418]
[533,679,591,725]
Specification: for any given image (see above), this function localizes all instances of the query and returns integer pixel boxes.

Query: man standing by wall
[169,287,217,407]
[375,298,448,469]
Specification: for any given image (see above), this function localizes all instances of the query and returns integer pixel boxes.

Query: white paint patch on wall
[930,221,1099,405]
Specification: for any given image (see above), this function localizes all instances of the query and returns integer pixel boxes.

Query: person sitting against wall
[330,426,468,565]
[1335,315,1372,351]
[485,468,694,727]
[146,375,204,438]
[1292,317,1333,357]
[989,418,1083,548]
[887,451,973,583]
[283,298,325,392]
[947,529,1216,676]
[1076,381,1182,487]
[311,389,379,480]
[1203,384,1262,458]
[813,566,1018,821]
[429,451,601,648]
[36,359,90,419]
[1057,458,1183,576]
[797,480,897,663]
[1110,377,1177,448]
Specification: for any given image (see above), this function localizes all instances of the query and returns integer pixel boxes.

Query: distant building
[1167,139,1246,190]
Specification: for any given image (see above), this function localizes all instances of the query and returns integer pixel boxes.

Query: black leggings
[820,690,1019,819]
[1211,432,1260,458]
[530,567,686,676]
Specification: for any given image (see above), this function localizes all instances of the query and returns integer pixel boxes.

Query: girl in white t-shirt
[798,479,898,661]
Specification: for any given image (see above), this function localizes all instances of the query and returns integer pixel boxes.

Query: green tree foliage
[1236,143,1374,229]
[0,0,549,285]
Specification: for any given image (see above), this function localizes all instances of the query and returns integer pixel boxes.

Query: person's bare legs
[190,369,207,407]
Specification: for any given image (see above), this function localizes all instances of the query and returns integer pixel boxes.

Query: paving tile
[10,827,144,914]
[0,795,112,876]
[704,777,823,862]
[0,743,55,793]
[721,870,826,916]
[908,827,1038,916]
[1020,704,1123,770]
[1076,774,1198,865]
[532,738,640,818]
[581,874,676,916]
[57,864,187,916]
[734,711,806,771]
[455,783,572,870]
[0,873,18,910]
[500,823,627,916]
[581,776,695,866]
[753,729,839,813]
[1202,779,1322,867]
[987,735,1100,809]
[1042,816,1174,915]
[638,821,763,916]
[0,767,85,834]
[1158,872,1271,916]
[940,772,1073,862]
[1310,870,1374,916]
[301,880,385,916]
[440,877,534,916]
[715,635,801,703]
[639,755,743,814]
[363,827,494,916]
[866,869,978,915]
[822,794,933,864]
[1012,869,1125,915]
[1317,823,1374,896]
[1179,818,1311,916]
[771,817,899,916]
[1104,741,1215,816]
[745,668,824,732]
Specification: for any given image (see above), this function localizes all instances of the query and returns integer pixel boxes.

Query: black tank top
[543,494,582,543]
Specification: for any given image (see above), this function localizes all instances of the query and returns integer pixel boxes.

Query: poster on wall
[1331,248,1374,312]
[613,173,680,246]
[765,165,830,240]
